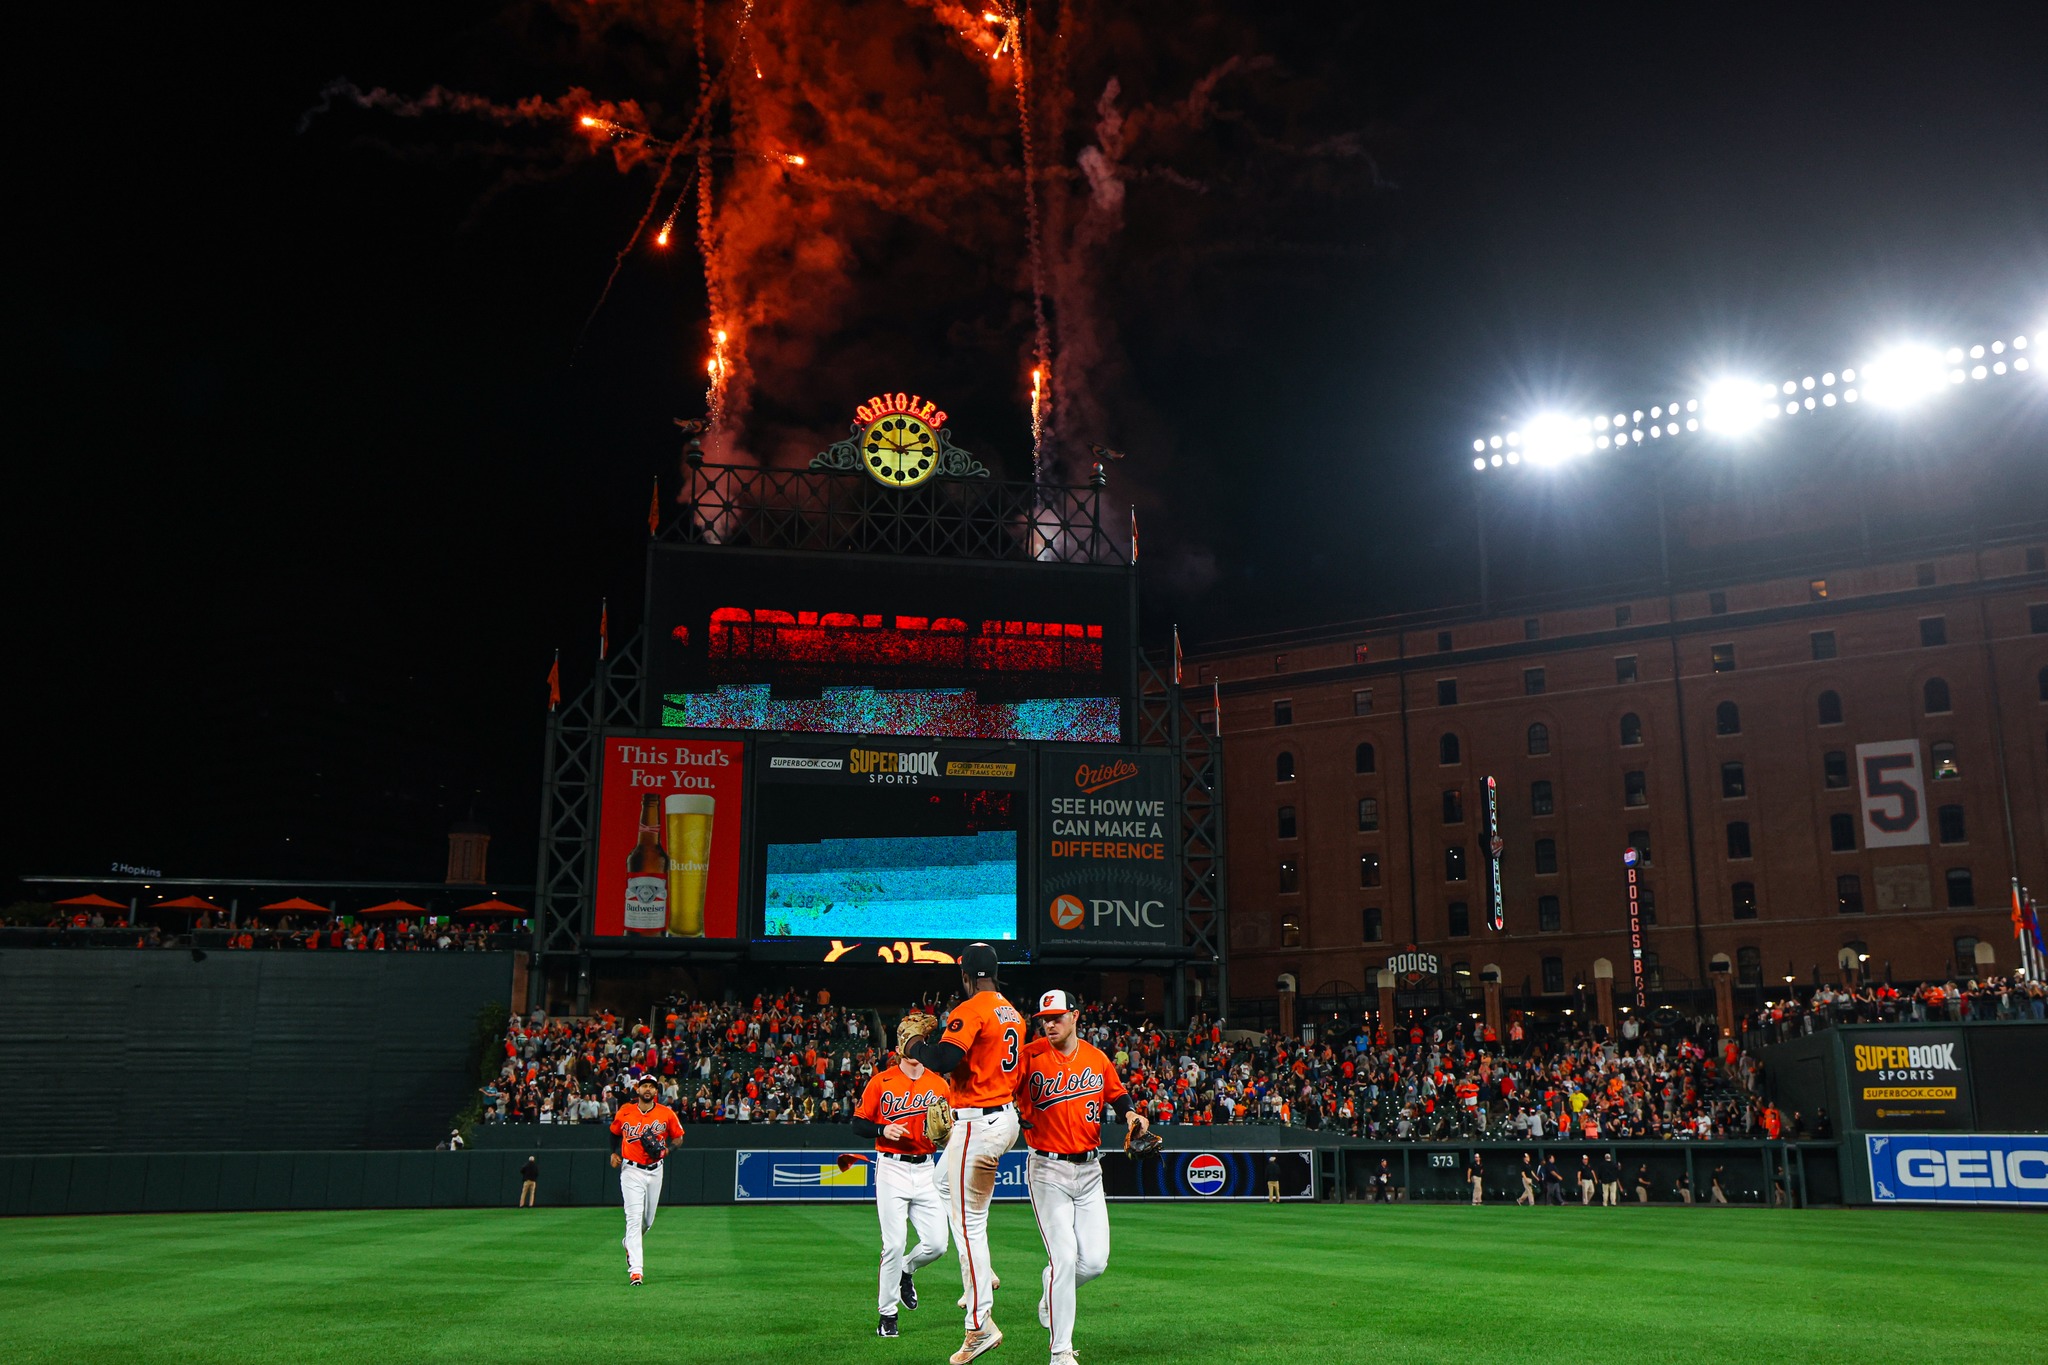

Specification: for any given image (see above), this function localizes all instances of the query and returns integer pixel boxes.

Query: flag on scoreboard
[599,599,609,661]
[546,651,561,711]
[648,476,662,536]
[1172,624,1183,686]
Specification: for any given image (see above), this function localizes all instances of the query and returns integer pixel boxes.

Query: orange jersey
[855,1064,953,1155]
[1014,1036,1126,1155]
[610,1102,683,1165]
[941,989,1027,1107]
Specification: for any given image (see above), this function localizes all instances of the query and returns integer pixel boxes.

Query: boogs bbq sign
[1038,749,1178,948]
[1387,946,1440,988]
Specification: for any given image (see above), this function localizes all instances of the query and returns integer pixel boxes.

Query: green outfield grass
[3,1203,2043,1364]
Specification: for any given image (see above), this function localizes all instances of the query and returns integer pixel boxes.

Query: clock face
[860,414,938,488]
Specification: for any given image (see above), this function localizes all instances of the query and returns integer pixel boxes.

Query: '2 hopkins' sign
[1038,748,1178,948]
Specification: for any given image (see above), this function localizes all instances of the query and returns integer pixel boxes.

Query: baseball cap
[960,942,1000,977]
[1035,989,1078,1017]
[632,1071,659,1087]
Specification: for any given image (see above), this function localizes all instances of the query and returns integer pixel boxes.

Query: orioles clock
[861,412,939,487]
[810,392,988,485]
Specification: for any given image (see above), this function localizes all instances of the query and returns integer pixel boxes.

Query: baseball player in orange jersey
[609,1072,683,1286]
[1015,990,1147,1365]
[903,942,1025,1364]
[852,1053,953,1338]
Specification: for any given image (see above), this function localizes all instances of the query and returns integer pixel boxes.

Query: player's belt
[625,1158,662,1170]
[951,1103,1013,1118]
[878,1151,929,1164]
[1031,1149,1098,1164]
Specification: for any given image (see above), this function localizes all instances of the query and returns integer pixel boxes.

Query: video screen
[755,783,1022,944]
[648,546,1133,743]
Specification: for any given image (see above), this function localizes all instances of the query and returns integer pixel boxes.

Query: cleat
[948,1323,1002,1364]
[1051,1354,1079,1365]
[876,1314,899,1339]
[900,1273,918,1311]
[629,1272,643,1286]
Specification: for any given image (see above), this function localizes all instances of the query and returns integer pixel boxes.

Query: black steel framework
[661,461,1126,565]
[1137,648,1230,1023]
[534,630,644,966]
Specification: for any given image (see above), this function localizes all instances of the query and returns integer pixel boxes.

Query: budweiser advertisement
[593,736,747,938]
[1038,748,1179,949]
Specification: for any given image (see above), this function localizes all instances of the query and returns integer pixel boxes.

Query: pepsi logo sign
[1186,1153,1227,1196]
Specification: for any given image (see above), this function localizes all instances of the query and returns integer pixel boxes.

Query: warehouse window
[1443,789,1464,824]
[1641,888,1657,925]
[1527,722,1551,756]
[1538,896,1561,933]
[1946,868,1974,908]
[1828,812,1860,852]
[1277,806,1297,839]
[1279,861,1299,894]
[2033,604,2048,633]
[1615,605,1632,627]
[1924,678,1951,714]
[1837,875,1864,915]
[1534,838,1558,875]
[1359,853,1381,888]
[1530,780,1554,816]
[1811,631,1837,660]
[1445,845,1468,882]
[1440,733,1462,765]
[1362,907,1383,943]
[1817,690,1844,726]
[1524,667,1546,695]
[1727,822,1753,859]
[1809,578,1829,601]
[1620,712,1643,746]
[1628,830,1652,865]
[1357,797,1379,832]
[1920,617,1947,647]
[1355,741,1376,773]
[1736,947,1762,987]
[1353,688,1374,715]
[1541,957,1565,994]
[1954,936,1979,972]
[1823,751,1850,789]
[1276,751,1295,782]
[1732,882,1758,919]
[1709,591,1728,615]
[1275,654,1288,673]
[1438,678,1459,706]
[1715,700,1741,735]
[1448,902,1470,937]
[1712,643,1736,672]
[1624,770,1648,807]
[1273,699,1293,726]
[1644,951,1663,990]
[1437,630,1454,652]
[1721,761,1747,798]
[1616,655,1638,684]
[1937,804,1966,844]
[1281,917,1302,948]
[1931,742,1959,780]
[1524,617,1542,640]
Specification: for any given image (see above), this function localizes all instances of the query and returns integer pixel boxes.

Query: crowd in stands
[1740,975,2046,1045]
[478,989,1808,1141]
[39,908,518,952]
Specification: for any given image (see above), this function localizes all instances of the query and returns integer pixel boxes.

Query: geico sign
[1092,899,1167,929]
[1894,1146,2048,1190]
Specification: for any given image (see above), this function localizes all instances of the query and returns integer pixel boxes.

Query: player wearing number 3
[901,942,1025,1364]
[1015,990,1146,1365]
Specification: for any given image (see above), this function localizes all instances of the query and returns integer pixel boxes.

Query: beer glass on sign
[665,794,715,937]
[624,793,669,935]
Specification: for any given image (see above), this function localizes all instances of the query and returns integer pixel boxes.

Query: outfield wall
[0,950,513,1154]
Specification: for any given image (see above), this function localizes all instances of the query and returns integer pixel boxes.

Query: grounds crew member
[1014,989,1152,1365]
[901,942,1026,1364]
[609,1072,683,1286]
[852,1031,955,1339]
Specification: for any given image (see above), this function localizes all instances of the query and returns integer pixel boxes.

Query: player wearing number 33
[1015,989,1147,1365]
[901,942,1025,1364]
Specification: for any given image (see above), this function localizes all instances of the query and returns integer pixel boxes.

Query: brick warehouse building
[1192,535,2048,1018]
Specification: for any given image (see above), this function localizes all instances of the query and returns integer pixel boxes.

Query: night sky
[12,1,2046,896]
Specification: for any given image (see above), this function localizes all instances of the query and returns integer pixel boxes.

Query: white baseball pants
[932,1105,1019,1331]
[1026,1151,1109,1358]
[620,1161,663,1275]
[876,1155,949,1314]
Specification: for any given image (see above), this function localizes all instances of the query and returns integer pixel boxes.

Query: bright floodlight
[1860,344,1950,408]
[1520,413,1591,465]
[1701,378,1769,435]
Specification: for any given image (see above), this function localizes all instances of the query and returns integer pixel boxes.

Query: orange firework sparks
[782,152,806,166]
[655,226,670,247]
[1029,364,1047,454]
[706,327,731,431]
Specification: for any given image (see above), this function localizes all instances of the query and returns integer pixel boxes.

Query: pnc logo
[1187,1153,1227,1196]
[1050,895,1086,931]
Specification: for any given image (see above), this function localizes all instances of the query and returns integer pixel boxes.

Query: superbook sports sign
[1847,1027,1973,1130]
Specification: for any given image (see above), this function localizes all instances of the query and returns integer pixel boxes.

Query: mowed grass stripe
[2,1204,2043,1364]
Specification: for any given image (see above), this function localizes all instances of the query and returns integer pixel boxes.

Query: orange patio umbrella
[358,898,428,917]
[55,894,126,909]
[259,896,329,915]
[152,895,224,912]
[459,897,529,917]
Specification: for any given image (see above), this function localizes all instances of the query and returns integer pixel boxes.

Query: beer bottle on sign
[624,793,668,934]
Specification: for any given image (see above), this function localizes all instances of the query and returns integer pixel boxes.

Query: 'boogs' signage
[1388,946,1440,987]
[1038,748,1178,948]
[1847,1028,1974,1130]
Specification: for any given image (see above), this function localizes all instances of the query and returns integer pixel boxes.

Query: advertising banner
[735,1149,1030,1201]
[1099,1149,1314,1200]
[592,736,747,938]
[1856,740,1930,849]
[752,740,1026,960]
[1846,1028,1974,1130]
[1867,1134,2048,1206]
[1038,749,1179,949]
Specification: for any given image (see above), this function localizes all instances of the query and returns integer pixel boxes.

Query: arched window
[1837,875,1864,914]
[1440,732,1462,765]
[1715,701,1740,735]
[1277,806,1297,839]
[1354,741,1376,774]
[1923,677,1951,714]
[1817,690,1843,725]
[1530,780,1554,816]
[1280,916,1303,948]
[1276,751,1295,782]
[1442,789,1464,824]
[1736,946,1762,986]
[1526,723,1550,756]
[1534,838,1558,875]
[1357,797,1379,832]
[1619,713,1643,746]
[1946,868,1975,908]
[1823,751,1849,788]
[1727,821,1752,859]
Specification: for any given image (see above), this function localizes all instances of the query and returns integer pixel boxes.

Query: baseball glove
[1123,1124,1164,1158]
[923,1096,954,1147]
[896,1010,940,1056]
[638,1131,669,1164]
